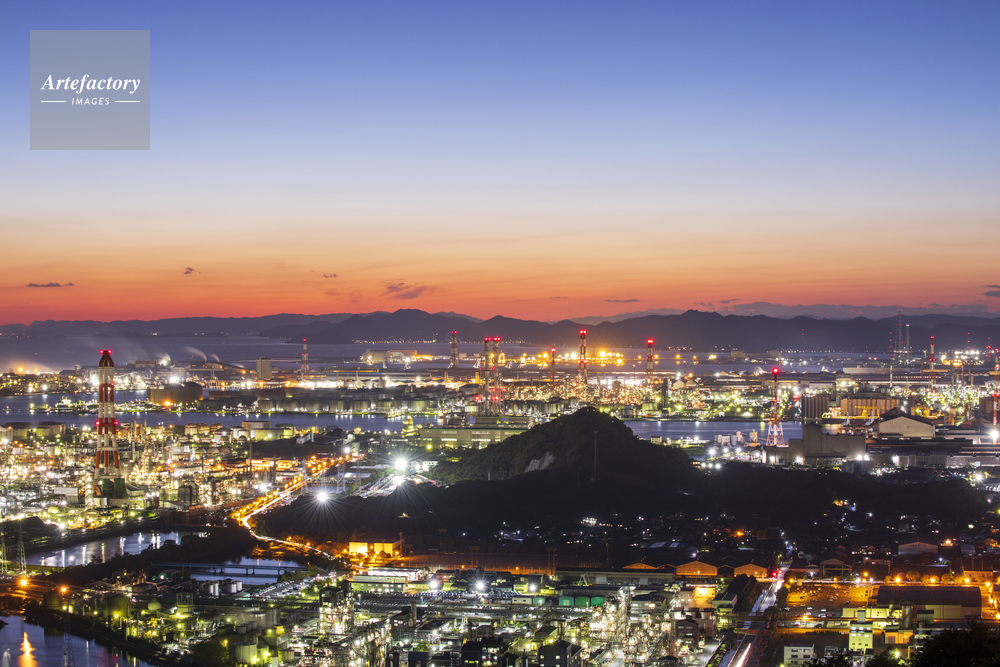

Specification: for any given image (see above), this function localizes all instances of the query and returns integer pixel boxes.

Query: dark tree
[191,638,230,667]
[868,651,905,667]
[911,621,1000,667]
[807,656,851,667]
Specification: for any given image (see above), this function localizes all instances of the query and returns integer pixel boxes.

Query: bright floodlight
[394,458,407,472]
[475,580,485,591]
[316,491,329,503]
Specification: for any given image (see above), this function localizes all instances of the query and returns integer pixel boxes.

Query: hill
[5,308,1000,352]
[260,309,1000,352]
[256,410,987,545]
[431,407,687,483]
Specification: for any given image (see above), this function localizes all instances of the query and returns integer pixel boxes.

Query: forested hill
[431,407,692,484]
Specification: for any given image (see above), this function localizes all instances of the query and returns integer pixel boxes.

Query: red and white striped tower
[450,331,459,368]
[95,349,123,483]
[578,330,588,383]
[928,335,936,386]
[301,338,309,380]
[491,337,502,415]
[646,338,654,385]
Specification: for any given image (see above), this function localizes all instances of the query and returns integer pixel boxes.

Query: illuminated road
[719,568,786,667]
[231,457,345,562]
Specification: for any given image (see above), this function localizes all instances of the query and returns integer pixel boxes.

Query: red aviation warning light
[647,339,654,345]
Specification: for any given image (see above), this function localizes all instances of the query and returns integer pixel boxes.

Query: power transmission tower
[63,613,77,667]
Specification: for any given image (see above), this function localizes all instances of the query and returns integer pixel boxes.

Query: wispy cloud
[987,285,1000,289]
[720,298,741,304]
[323,273,338,279]
[549,296,569,300]
[26,282,74,288]
[383,282,433,300]
[983,291,1000,299]
[605,298,639,303]
[183,267,196,275]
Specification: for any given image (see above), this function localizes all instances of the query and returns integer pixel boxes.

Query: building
[348,537,403,558]
[349,575,407,593]
[848,610,873,653]
[674,561,718,578]
[149,382,203,406]
[537,640,584,667]
[255,357,273,381]
[898,541,938,556]
[875,585,982,622]
[785,424,866,465]
[417,426,526,449]
[460,637,508,667]
[878,408,935,439]
[783,643,815,667]
[674,616,700,646]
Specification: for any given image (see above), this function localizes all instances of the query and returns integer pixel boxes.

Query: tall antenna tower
[449,331,459,369]
[764,367,786,450]
[578,330,588,383]
[301,338,309,381]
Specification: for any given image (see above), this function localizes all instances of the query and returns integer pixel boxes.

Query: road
[719,567,786,667]
[231,457,344,563]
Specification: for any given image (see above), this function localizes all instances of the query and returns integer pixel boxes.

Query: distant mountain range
[3,308,1000,352]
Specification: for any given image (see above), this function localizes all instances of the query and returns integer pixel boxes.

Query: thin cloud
[383,282,433,300]
[983,291,1000,299]
[549,296,569,300]
[323,273,339,279]
[26,282,74,288]
[183,267,196,275]
[720,298,741,304]
[605,298,639,303]
[987,285,1000,289]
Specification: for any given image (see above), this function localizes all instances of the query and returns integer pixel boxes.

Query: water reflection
[0,617,152,667]
[27,531,189,568]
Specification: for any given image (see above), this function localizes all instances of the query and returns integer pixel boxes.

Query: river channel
[0,614,152,667]
[1,392,800,443]
[29,530,301,587]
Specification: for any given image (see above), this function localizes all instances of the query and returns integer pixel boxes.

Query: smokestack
[450,331,458,369]
[579,330,587,382]
[646,338,654,383]
[550,347,557,385]
[95,349,124,495]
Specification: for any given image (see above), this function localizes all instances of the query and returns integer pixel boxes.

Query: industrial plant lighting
[316,492,329,503]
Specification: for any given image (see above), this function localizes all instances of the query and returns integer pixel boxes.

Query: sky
[1,1,999,324]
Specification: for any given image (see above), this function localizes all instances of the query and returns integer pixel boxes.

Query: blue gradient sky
[1,1,998,323]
